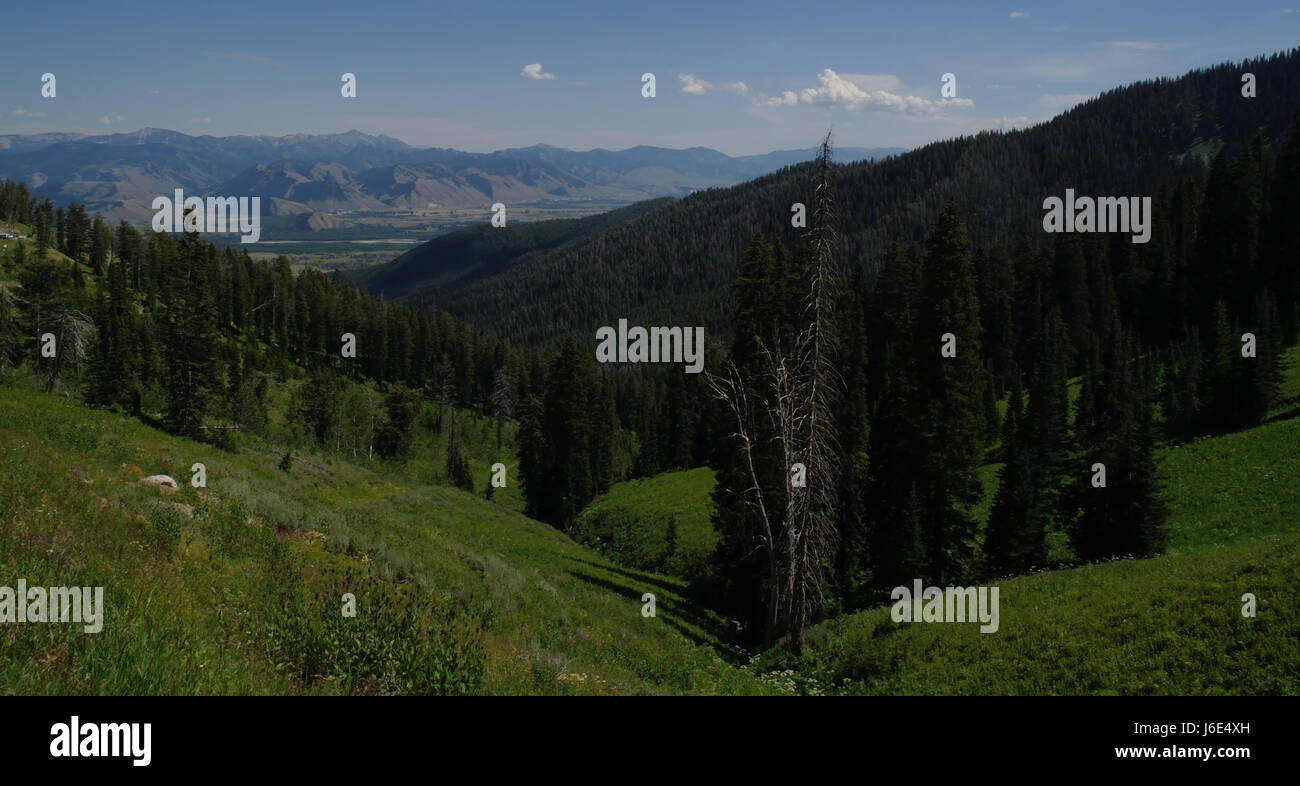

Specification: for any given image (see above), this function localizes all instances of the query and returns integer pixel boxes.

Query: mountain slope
[0,380,766,695]
[380,48,1300,347]
[567,350,1300,695]
[356,199,672,299]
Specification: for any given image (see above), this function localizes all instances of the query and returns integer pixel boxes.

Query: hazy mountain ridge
[0,129,903,223]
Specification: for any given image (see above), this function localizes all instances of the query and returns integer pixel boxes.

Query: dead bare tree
[44,305,95,393]
[707,133,842,652]
[786,132,842,650]
[490,365,513,448]
[707,356,781,640]
[433,353,456,433]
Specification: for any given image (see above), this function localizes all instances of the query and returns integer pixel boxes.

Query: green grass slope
[754,357,1300,695]
[569,467,719,584]
[0,380,769,695]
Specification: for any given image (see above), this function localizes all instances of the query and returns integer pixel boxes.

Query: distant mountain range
[0,129,904,224]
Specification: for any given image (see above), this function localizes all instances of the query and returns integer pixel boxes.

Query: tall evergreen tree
[985,375,1037,575]
[1022,309,1072,532]
[162,224,220,437]
[834,264,871,607]
[867,243,925,590]
[914,199,988,583]
[86,256,138,409]
[516,394,552,521]
[1070,322,1167,561]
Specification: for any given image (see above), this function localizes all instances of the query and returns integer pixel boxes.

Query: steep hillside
[0,381,768,695]
[381,49,1300,346]
[569,379,1300,695]
[356,199,672,299]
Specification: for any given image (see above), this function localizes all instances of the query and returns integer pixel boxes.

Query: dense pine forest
[0,179,545,465]
[2,53,1298,664]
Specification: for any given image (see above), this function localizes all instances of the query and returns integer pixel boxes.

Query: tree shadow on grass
[563,554,683,597]
[562,562,748,658]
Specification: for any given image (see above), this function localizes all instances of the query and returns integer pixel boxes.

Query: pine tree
[1199,300,1236,431]
[86,256,138,409]
[89,213,110,275]
[1022,309,1072,534]
[589,375,618,495]
[1053,234,1091,369]
[834,264,871,607]
[521,337,602,527]
[1268,108,1300,344]
[162,225,219,437]
[1118,383,1168,558]
[375,384,422,459]
[914,199,988,583]
[516,394,552,521]
[446,417,474,492]
[1070,321,1167,561]
[0,280,19,376]
[657,368,697,471]
[985,375,1034,575]
[977,245,1017,392]
[489,365,513,449]
[1163,331,1202,439]
[867,243,925,590]
[34,199,53,256]
[1239,292,1282,425]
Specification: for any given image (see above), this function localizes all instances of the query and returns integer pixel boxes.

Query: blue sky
[0,0,1295,155]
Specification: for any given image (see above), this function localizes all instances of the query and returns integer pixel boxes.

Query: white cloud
[192,117,212,126]
[12,108,45,118]
[149,88,160,95]
[679,74,709,95]
[520,63,556,80]
[757,68,972,115]
[99,114,124,125]
[1040,93,1098,108]
[757,90,800,106]
[1010,11,1029,17]
[678,74,750,95]
[837,73,902,92]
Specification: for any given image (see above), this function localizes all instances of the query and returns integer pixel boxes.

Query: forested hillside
[380,49,1300,348]
[356,199,672,299]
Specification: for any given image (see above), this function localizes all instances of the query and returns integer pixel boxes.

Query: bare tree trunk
[707,134,843,653]
[787,132,842,652]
